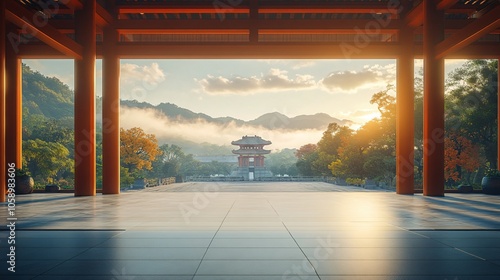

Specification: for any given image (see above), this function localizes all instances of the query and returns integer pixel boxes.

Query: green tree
[23,139,74,184]
[295,144,320,176]
[445,59,498,169]
[267,148,299,176]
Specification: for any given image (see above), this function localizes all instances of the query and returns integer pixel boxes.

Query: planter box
[458,185,473,193]
[15,175,34,194]
[131,178,148,189]
[481,177,500,195]
[45,184,60,193]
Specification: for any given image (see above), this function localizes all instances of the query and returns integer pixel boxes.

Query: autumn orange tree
[120,127,162,176]
[444,133,482,185]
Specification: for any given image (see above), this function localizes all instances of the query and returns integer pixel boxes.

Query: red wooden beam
[118,6,249,14]
[437,0,459,10]
[96,4,114,26]
[115,19,401,32]
[18,44,66,58]
[116,42,400,59]
[16,42,500,59]
[61,0,83,10]
[259,7,397,14]
[117,1,402,14]
[259,29,398,35]
[435,5,500,59]
[404,3,423,28]
[246,1,399,14]
[119,29,249,35]
[0,0,5,203]
[405,0,471,28]
[5,0,82,59]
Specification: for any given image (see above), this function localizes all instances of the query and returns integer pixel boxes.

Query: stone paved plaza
[1,182,500,279]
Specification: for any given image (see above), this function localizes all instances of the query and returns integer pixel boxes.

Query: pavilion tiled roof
[231,135,272,146]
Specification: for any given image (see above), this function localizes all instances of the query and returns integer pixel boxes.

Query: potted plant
[15,169,34,194]
[481,168,500,195]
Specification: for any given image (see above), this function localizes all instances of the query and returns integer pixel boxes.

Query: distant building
[230,135,273,180]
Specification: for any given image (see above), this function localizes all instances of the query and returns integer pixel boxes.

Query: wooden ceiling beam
[48,18,475,32]
[404,3,423,28]
[115,19,402,32]
[96,4,114,27]
[119,29,249,35]
[115,42,401,59]
[437,0,459,10]
[61,0,83,10]
[435,4,500,59]
[404,0,475,28]
[118,6,249,14]
[17,42,500,59]
[116,1,402,14]
[5,0,82,59]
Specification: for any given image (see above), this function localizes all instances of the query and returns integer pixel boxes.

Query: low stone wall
[186,176,245,182]
[256,176,326,182]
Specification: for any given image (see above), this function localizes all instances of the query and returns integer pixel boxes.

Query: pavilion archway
[1,0,499,202]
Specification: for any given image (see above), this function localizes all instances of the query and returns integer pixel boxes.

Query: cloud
[120,106,324,150]
[197,68,316,95]
[321,64,396,92]
[291,61,316,70]
[119,63,166,99]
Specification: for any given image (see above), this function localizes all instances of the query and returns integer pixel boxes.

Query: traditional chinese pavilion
[231,135,273,180]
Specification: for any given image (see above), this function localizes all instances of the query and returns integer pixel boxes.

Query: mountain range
[22,64,353,153]
[118,100,352,130]
[22,64,352,131]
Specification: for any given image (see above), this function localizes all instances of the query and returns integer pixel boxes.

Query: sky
[23,58,467,150]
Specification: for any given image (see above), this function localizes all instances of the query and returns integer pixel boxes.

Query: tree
[295,144,317,160]
[267,148,299,176]
[23,139,73,184]
[444,133,481,185]
[120,127,161,174]
[295,144,320,176]
[327,86,396,185]
[445,59,498,169]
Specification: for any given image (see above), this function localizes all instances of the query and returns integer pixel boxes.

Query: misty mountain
[120,101,352,131]
[22,63,351,132]
[22,65,352,153]
[248,112,351,130]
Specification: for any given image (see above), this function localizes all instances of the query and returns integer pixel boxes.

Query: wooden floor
[1,182,500,279]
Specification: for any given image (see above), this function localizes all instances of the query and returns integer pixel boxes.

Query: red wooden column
[396,24,415,194]
[5,27,22,174]
[74,0,96,196]
[498,58,500,171]
[102,24,121,194]
[422,0,445,196]
[0,1,6,202]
